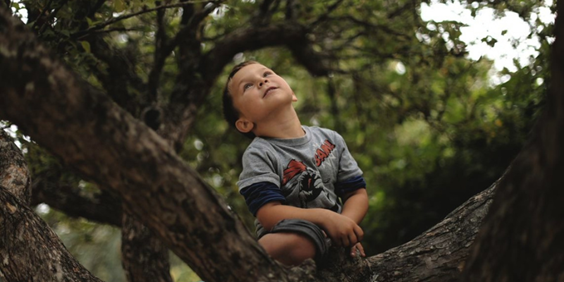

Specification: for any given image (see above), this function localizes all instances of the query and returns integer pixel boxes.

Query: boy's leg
[259,232,316,266]
[257,219,330,266]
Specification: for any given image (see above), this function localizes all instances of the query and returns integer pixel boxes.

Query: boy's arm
[256,202,363,247]
[341,188,369,224]
[341,188,369,257]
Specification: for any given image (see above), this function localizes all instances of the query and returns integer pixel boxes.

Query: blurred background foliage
[3,0,554,281]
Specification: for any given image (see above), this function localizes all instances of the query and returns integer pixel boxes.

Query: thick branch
[88,36,146,115]
[314,182,496,282]
[0,130,30,204]
[121,213,173,282]
[0,188,103,282]
[201,22,328,81]
[0,126,101,281]
[30,170,122,227]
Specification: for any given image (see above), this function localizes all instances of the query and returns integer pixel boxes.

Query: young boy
[223,61,369,266]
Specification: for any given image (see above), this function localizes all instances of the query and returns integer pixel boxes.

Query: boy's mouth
[263,87,277,98]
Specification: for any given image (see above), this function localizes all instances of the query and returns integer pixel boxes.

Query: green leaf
[80,41,91,53]
[481,36,498,47]
[113,0,126,12]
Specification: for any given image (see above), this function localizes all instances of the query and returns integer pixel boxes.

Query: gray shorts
[259,219,331,263]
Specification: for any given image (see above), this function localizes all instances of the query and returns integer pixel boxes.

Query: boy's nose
[259,79,268,87]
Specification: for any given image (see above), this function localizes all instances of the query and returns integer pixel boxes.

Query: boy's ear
[235,118,254,133]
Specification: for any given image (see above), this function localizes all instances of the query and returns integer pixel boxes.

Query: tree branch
[0,125,102,281]
[201,21,328,81]
[315,182,496,282]
[88,36,146,115]
[0,188,104,281]
[30,169,122,227]
[147,0,169,103]
[0,130,30,204]
[121,213,173,282]
[30,0,53,30]
[251,0,280,26]
[308,0,344,28]
[72,1,207,39]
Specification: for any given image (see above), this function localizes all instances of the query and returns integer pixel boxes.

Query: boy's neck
[254,107,304,139]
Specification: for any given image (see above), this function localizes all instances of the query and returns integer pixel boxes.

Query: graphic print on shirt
[314,140,336,167]
[282,139,339,211]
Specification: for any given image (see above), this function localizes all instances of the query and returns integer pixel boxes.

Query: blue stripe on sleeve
[240,182,286,216]
[336,175,366,197]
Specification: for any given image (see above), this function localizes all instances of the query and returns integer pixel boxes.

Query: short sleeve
[237,144,280,190]
[334,132,363,182]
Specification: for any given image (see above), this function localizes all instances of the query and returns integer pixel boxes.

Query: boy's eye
[263,71,272,77]
[243,83,253,90]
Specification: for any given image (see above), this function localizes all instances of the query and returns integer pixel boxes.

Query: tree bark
[462,1,564,281]
[121,213,173,282]
[0,188,104,282]
[0,130,102,281]
[0,130,31,205]
[30,168,123,227]
[313,182,495,282]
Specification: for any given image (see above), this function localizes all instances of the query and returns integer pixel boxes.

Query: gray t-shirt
[238,126,363,236]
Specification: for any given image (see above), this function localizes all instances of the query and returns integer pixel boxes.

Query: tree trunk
[121,213,173,282]
[462,1,564,281]
[0,128,30,205]
[0,130,102,281]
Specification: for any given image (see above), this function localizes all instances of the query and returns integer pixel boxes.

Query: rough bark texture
[313,182,495,282]
[462,2,564,281]
[31,169,123,227]
[121,213,173,282]
[0,131,102,281]
[0,189,103,282]
[0,130,30,205]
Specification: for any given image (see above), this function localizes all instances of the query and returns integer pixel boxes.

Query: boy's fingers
[341,236,350,247]
[347,231,362,248]
[354,225,364,242]
[356,243,366,257]
[349,243,365,257]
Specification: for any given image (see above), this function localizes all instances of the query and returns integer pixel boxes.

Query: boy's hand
[350,242,366,257]
[321,212,364,247]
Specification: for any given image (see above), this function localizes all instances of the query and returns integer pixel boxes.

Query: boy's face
[228,63,297,133]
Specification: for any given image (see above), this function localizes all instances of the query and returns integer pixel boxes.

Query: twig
[90,27,145,34]
[37,0,69,35]
[72,1,215,39]
[32,0,53,30]
[309,0,344,28]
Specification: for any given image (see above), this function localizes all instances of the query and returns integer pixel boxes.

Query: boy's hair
[222,60,258,139]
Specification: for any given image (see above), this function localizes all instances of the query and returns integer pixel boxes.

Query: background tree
[0,0,557,281]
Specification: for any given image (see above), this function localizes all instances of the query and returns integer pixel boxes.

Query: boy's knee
[259,233,316,265]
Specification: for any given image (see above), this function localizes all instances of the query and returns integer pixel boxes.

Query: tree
[0,0,561,281]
